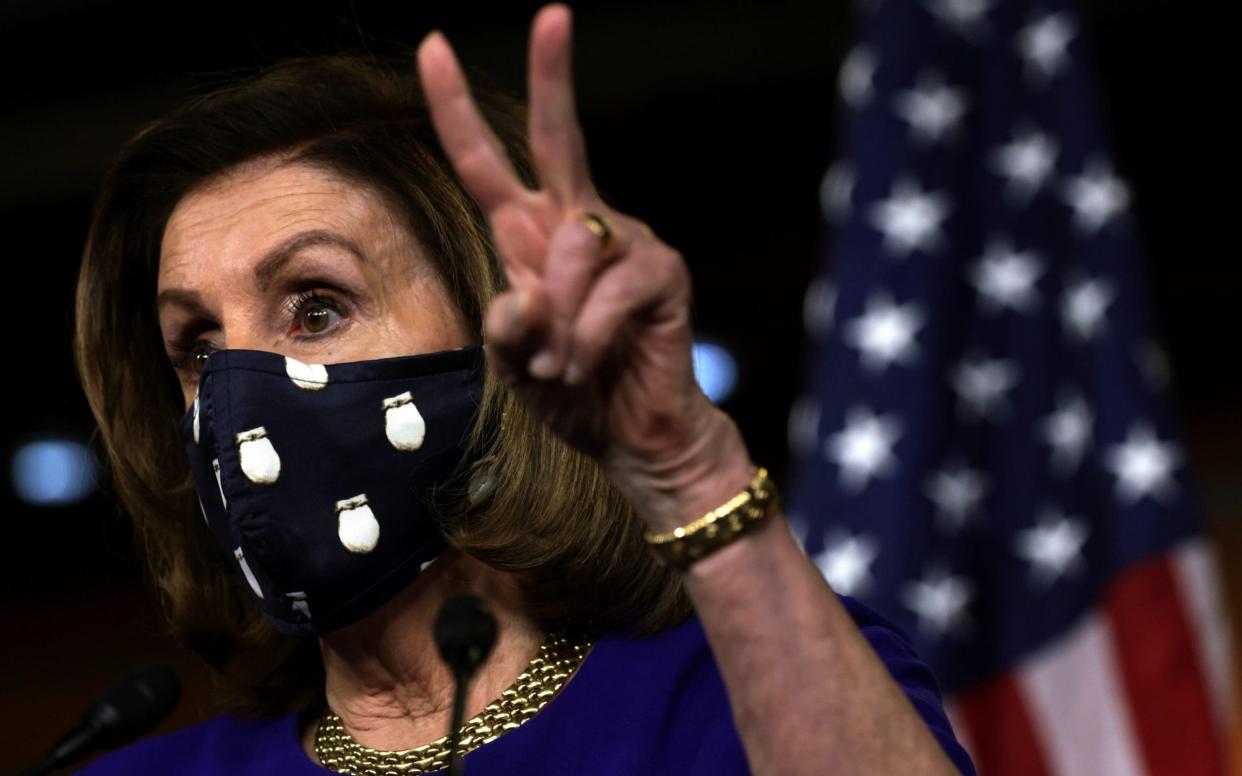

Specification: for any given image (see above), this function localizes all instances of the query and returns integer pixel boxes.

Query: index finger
[417,32,530,213]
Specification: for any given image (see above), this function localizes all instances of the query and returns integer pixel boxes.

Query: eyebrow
[252,228,367,292]
[156,228,367,314]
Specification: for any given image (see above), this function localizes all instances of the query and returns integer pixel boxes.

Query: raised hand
[416,4,752,530]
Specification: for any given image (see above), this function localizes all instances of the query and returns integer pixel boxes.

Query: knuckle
[484,310,518,346]
[669,255,690,287]
[646,244,688,287]
[628,217,656,241]
[456,152,496,191]
[655,241,683,266]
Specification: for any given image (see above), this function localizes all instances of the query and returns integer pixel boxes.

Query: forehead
[158,158,400,284]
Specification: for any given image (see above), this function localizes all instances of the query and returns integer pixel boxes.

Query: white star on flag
[902,569,973,638]
[839,46,878,108]
[951,355,1020,421]
[814,532,880,597]
[990,127,1059,203]
[1017,11,1077,84]
[820,162,855,224]
[925,463,988,532]
[1062,277,1114,342]
[843,294,925,372]
[970,239,1044,314]
[783,0,1224,759]
[803,277,837,336]
[787,396,822,458]
[894,72,970,145]
[825,407,903,492]
[1104,424,1182,504]
[1013,509,1089,587]
[1063,159,1131,233]
[924,0,995,40]
[1040,391,1093,475]
[868,178,952,257]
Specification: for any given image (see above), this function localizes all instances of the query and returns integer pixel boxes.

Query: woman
[74,5,973,774]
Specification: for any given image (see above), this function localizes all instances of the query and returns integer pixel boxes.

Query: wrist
[644,466,776,570]
[605,401,754,534]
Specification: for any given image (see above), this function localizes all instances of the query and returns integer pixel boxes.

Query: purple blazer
[79,596,975,774]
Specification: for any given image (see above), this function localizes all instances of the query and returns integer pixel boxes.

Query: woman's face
[157,157,471,410]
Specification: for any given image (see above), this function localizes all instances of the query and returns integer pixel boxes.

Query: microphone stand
[434,593,497,776]
[447,671,470,776]
[16,664,180,776]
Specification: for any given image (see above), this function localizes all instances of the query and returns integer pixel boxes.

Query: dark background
[1,1,1236,771]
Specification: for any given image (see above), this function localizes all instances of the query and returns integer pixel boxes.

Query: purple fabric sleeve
[79,596,974,775]
[838,595,977,775]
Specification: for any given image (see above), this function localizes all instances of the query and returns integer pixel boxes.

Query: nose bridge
[217,299,269,353]
[179,261,269,354]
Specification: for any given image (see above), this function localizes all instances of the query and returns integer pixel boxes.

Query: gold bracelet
[643,467,778,570]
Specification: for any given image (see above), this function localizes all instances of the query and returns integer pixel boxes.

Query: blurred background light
[11,438,97,506]
[692,339,739,404]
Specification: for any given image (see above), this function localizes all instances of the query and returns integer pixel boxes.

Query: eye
[302,304,334,334]
[286,291,345,337]
[190,344,214,373]
[167,339,218,379]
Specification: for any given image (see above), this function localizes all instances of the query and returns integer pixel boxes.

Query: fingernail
[529,350,558,379]
[418,29,442,50]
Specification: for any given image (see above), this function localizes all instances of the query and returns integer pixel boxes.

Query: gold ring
[575,211,619,262]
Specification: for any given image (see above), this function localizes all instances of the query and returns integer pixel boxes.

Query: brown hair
[73,52,689,717]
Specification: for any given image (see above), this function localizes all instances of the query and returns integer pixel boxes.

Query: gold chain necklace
[314,632,591,775]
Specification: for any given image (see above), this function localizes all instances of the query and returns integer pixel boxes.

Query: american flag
[786,0,1235,773]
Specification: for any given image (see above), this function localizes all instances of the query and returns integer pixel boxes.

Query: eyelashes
[166,338,209,375]
[283,290,346,335]
[164,289,350,378]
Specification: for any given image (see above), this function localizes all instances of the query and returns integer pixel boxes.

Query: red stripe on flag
[1106,552,1226,775]
[956,674,1051,776]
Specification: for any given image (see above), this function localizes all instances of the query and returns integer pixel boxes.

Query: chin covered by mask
[180,345,486,636]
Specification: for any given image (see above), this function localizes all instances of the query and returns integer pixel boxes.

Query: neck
[305,549,542,756]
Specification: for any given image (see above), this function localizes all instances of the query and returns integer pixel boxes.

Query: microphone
[19,664,181,776]
[434,593,497,776]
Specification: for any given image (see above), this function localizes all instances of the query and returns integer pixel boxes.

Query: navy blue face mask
[179,345,485,637]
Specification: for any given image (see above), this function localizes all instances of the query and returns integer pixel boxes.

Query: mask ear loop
[466,406,505,507]
[466,460,498,507]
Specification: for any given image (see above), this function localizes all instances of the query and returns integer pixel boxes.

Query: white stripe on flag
[1170,538,1236,735]
[1017,613,1146,776]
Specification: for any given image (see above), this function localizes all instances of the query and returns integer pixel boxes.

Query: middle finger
[527,5,594,206]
